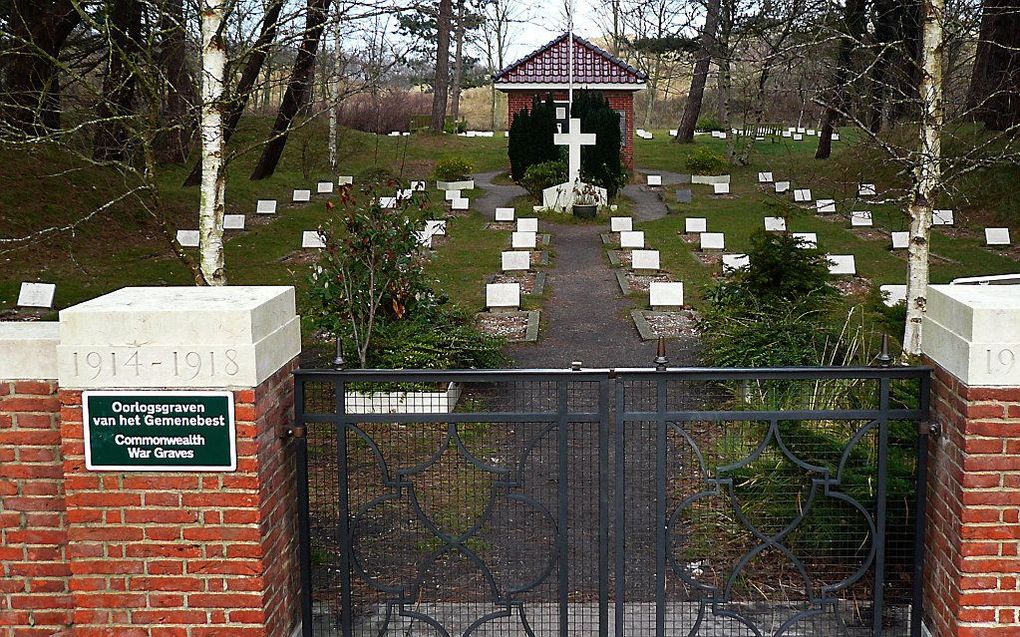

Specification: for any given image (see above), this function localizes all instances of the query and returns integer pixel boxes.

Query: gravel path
[472,170,527,220]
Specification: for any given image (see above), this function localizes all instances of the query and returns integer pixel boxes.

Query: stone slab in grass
[649,281,684,310]
[476,310,539,342]
[616,270,674,295]
[632,309,701,341]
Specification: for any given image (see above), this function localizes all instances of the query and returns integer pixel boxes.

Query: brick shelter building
[494,33,647,171]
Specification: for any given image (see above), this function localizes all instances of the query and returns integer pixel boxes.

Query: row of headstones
[486,207,543,311]
[645,173,732,196]
[606,217,685,308]
[634,127,842,143]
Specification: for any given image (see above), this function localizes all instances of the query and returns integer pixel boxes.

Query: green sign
[83,391,236,472]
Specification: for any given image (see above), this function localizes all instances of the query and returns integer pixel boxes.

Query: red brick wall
[926,359,1020,637]
[55,359,301,637]
[504,89,637,171]
[0,379,73,637]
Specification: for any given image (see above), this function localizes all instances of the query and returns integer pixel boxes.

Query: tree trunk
[675,0,721,143]
[250,0,332,180]
[328,20,341,172]
[903,0,944,355]
[967,0,1020,130]
[199,0,228,285]
[183,0,285,185]
[93,0,142,162]
[431,0,453,132]
[156,0,198,163]
[816,0,866,159]
[450,0,466,123]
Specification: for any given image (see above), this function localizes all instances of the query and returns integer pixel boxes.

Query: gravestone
[676,189,693,204]
[794,189,812,203]
[301,231,326,249]
[414,231,433,248]
[256,199,277,215]
[501,251,530,272]
[649,282,684,309]
[444,190,461,201]
[378,196,397,208]
[495,208,515,222]
[758,172,774,183]
[631,250,660,271]
[722,254,750,273]
[451,198,470,210]
[827,255,857,275]
[669,129,678,136]
[292,189,311,203]
[424,220,447,236]
[647,175,662,187]
[986,228,1012,246]
[851,211,873,227]
[764,217,787,232]
[807,128,816,136]
[782,131,792,138]
[620,231,645,249]
[556,118,597,183]
[411,181,426,191]
[952,274,1020,285]
[223,214,246,230]
[775,181,791,194]
[832,132,840,141]
[685,218,708,234]
[337,176,353,185]
[859,183,877,197]
[701,232,725,251]
[793,232,818,248]
[891,231,910,250]
[395,189,413,201]
[816,199,837,214]
[317,181,333,194]
[176,230,199,247]
[517,218,539,233]
[933,209,955,226]
[793,134,804,141]
[512,231,538,250]
[17,282,55,308]
[486,283,521,311]
[880,285,907,306]
[611,217,633,233]
[713,183,731,195]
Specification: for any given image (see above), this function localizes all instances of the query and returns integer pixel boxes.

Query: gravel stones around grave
[631,309,702,341]
[832,276,873,298]
[617,271,674,294]
[488,272,546,295]
[476,310,539,342]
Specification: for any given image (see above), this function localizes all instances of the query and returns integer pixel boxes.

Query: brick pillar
[0,324,72,637]
[55,286,303,637]
[922,284,1020,637]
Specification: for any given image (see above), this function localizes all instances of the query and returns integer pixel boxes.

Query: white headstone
[793,134,804,141]
[649,282,684,308]
[293,189,311,203]
[395,188,414,201]
[424,220,447,236]
[411,181,426,191]
[611,217,633,233]
[775,181,791,194]
[302,231,326,249]
[647,175,662,186]
[176,230,199,247]
[223,214,246,230]
[952,273,1020,285]
[859,183,877,197]
[317,181,333,194]
[986,228,1012,246]
[782,131,793,138]
[631,250,660,271]
[486,283,521,310]
[880,285,907,306]
[378,196,397,208]
[685,218,708,234]
[256,199,277,215]
[451,198,469,210]
[517,218,539,233]
[501,251,531,271]
[17,282,55,308]
[722,254,750,274]
[851,211,874,227]
[933,209,955,226]
[512,231,538,249]
[620,231,645,249]
[669,129,679,136]
[891,231,910,250]
[793,232,818,248]
[414,231,433,248]
[832,132,840,141]
[701,232,725,251]
[495,207,515,222]
[827,254,857,275]
[444,190,461,201]
[807,128,817,136]
[554,118,597,183]
[337,175,353,185]
[764,217,787,232]
[794,189,813,203]
[713,183,731,195]
[816,199,837,214]
[758,172,774,183]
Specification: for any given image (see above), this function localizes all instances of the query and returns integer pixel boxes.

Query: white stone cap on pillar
[57,287,301,389]
[922,284,1020,387]
[0,322,60,380]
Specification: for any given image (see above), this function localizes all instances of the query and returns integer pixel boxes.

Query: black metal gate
[294,364,930,637]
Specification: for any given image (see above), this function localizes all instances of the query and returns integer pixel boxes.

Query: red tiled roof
[494,33,647,86]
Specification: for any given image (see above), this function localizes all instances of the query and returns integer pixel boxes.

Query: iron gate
[293,364,930,637]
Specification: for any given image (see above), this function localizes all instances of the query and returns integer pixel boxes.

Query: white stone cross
[554,118,596,183]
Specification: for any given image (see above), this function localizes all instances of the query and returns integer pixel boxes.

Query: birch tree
[198,0,228,285]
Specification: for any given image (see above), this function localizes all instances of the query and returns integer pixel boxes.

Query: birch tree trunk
[903,0,944,355]
[328,20,341,172]
[199,0,227,285]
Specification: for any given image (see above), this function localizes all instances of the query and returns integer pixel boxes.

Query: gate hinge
[283,424,307,440]
[920,421,940,437]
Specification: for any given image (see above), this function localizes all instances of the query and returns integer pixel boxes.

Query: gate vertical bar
[655,377,667,637]
[872,376,891,637]
[558,380,570,637]
[614,378,626,637]
[598,378,610,637]
[336,377,354,637]
[910,372,932,637]
[295,377,313,637]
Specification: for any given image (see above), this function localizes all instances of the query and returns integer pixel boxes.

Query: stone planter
[436,179,474,191]
[344,382,462,414]
[572,204,598,219]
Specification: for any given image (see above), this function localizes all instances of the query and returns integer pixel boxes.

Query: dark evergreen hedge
[508,94,560,183]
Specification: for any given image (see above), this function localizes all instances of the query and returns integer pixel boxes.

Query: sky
[502,2,605,66]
